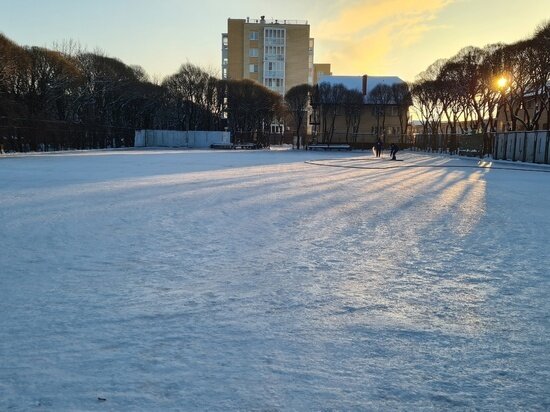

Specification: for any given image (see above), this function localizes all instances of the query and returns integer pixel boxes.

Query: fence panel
[491,131,550,164]
[495,134,506,160]
[505,133,516,160]
[525,132,536,162]
[534,131,549,164]
[514,133,525,161]
[135,130,229,148]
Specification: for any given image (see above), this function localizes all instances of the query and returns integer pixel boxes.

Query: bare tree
[391,82,412,142]
[163,63,212,130]
[368,84,393,141]
[0,33,30,117]
[342,88,364,143]
[311,83,347,144]
[225,79,283,146]
[528,21,550,129]
[284,83,312,149]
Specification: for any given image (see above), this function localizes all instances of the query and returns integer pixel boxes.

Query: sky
[0,0,548,82]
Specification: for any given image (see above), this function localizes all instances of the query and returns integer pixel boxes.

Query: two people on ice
[373,139,399,160]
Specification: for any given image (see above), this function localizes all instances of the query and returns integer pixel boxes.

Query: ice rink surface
[1,149,549,410]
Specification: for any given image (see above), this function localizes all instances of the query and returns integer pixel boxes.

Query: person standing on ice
[374,139,383,158]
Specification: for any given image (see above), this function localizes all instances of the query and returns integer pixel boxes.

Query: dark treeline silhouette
[309,82,410,145]
[411,21,550,156]
[309,83,366,145]
[0,34,286,152]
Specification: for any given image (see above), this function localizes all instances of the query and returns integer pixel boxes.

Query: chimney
[260,15,265,23]
[362,75,368,96]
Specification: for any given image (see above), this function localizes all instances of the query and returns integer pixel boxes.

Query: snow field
[1,149,549,410]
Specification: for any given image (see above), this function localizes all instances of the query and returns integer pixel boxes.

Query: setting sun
[497,76,508,89]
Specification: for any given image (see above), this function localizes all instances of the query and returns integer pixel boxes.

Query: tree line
[0,30,409,153]
[411,21,550,154]
[0,35,294,152]
[7,21,545,154]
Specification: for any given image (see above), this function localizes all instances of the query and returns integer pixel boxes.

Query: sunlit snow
[1,149,549,410]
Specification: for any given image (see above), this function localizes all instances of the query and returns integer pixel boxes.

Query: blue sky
[1,0,548,82]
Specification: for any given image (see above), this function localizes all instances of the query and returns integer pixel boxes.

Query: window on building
[249,48,258,57]
[249,64,258,73]
[249,31,258,40]
[271,124,283,134]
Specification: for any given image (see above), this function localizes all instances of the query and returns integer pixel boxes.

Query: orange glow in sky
[0,0,547,82]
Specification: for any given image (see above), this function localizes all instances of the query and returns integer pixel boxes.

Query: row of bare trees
[411,21,550,154]
[1,29,400,153]
[306,82,411,144]
[369,82,412,142]
[310,83,363,145]
[0,34,292,152]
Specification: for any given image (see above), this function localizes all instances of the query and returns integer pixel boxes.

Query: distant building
[221,16,313,95]
[316,74,410,143]
[313,63,331,84]
[496,85,550,132]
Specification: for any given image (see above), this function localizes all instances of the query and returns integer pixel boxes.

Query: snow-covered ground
[1,148,549,410]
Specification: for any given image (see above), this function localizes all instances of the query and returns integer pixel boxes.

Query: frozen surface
[1,149,549,410]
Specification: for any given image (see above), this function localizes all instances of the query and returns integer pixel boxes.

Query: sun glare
[496,77,508,89]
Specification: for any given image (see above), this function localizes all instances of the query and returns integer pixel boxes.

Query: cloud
[313,0,454,76]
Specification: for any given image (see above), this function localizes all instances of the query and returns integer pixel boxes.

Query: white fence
[494,131,550,164]
[134,130,230,148]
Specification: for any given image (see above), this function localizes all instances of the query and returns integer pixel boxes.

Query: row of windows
[264,28,285,39]
[249,29,286,41]
[264,78,284,88]
[266,61,284,71]
[271,125,283,134]
[265,38,285,46]
[249,48,286,58]
[249,65,285,73]
[265,45,285,56]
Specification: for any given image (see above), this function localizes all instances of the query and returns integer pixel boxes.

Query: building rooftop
[229,17,308,25]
